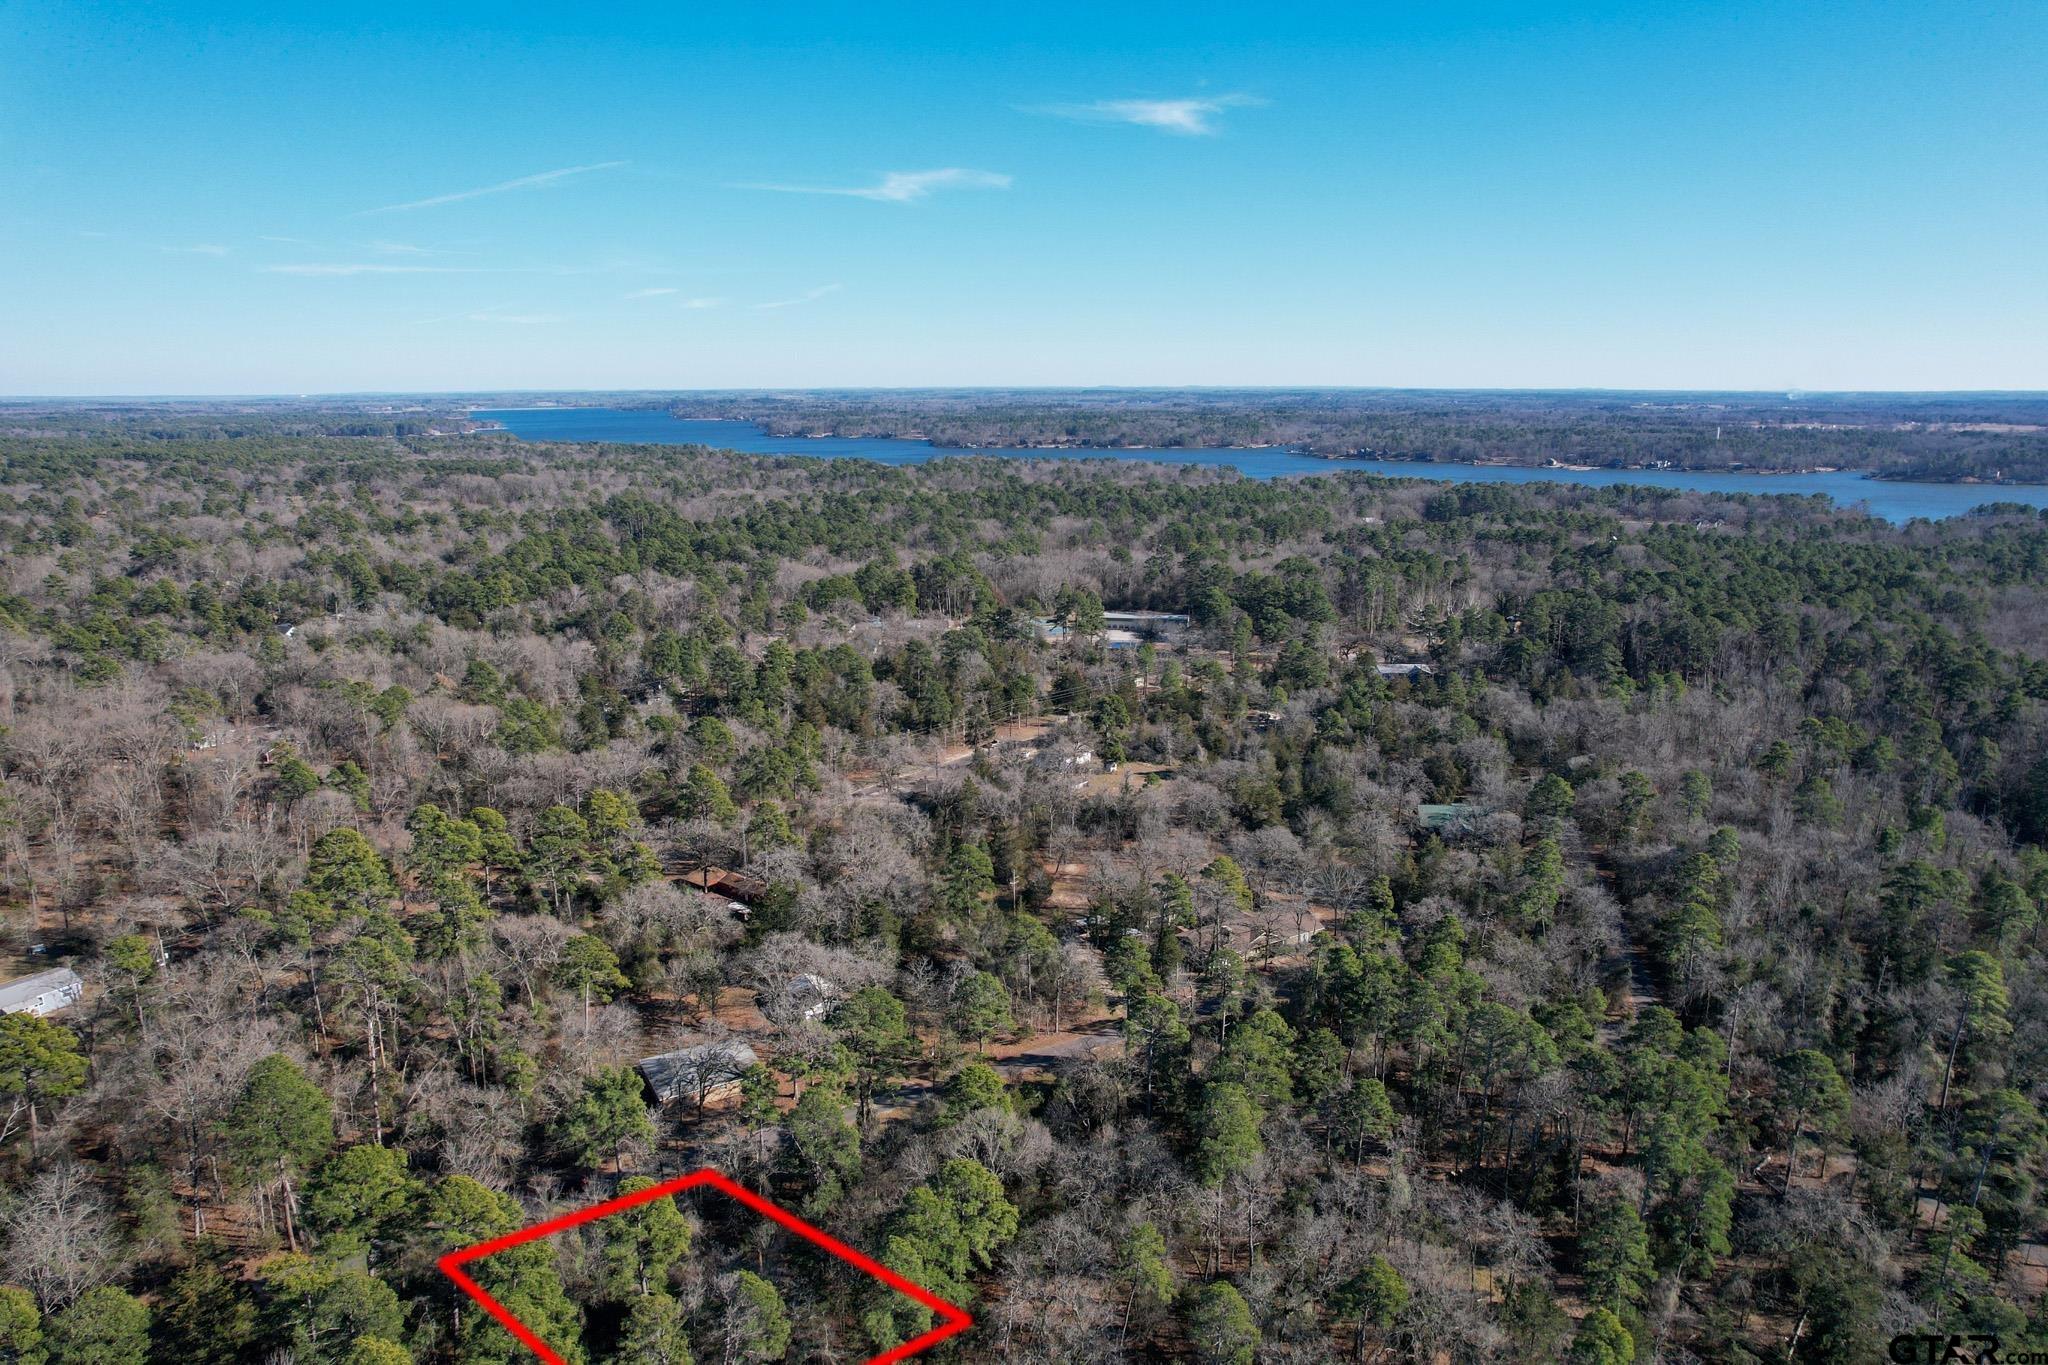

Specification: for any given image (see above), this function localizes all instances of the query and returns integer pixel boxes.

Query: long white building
[0,968,84,1017]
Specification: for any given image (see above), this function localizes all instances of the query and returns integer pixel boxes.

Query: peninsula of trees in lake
[654,388,2048,484]
[0,403,2046,1364]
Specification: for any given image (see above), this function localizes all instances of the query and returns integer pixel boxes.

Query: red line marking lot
[437,1166,971,1365]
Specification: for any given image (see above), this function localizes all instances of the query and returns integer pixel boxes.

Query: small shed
[0,968,84,1017]
[683,866,769,907]
[790,973,839,1021]
[636,1040,760,1109]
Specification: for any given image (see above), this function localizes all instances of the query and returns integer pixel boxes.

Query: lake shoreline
[886,440,2043,487]
[534,407,2043,488]
[1294,451,2046,487]
[470,408,2048,522]
[468,410,2042,487]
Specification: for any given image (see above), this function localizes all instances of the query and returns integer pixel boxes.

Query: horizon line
[6,385,2048,402]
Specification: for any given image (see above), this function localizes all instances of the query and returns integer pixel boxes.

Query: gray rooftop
[0,968,84,1015]
[636,1040,760,1104]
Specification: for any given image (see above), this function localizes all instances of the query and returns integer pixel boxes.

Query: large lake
[474,407,2048,524]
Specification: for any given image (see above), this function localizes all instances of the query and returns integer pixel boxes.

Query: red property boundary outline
[437,1166,972,1365]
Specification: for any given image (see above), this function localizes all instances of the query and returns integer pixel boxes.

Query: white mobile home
[0,968,84,1017]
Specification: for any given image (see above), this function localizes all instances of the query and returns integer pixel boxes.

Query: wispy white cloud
[754,283,842,310]
[264,259,646,278]
[259,262,486,276]
[407,302,502,326]
[407,304,558,325]
[1032,94,1262,135]
[737,168,1010,203]
[163,243,231,256]
[258,234,318,245]
[623,288,723,307]
[360,161,626,215]
[365,239,439,256]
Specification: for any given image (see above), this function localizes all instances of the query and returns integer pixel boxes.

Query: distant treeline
[0,399,472,443]
[10,390,2047,482]
[662,388,2048,482]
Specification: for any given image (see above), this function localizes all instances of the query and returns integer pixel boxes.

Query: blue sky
[4,1,2044,394]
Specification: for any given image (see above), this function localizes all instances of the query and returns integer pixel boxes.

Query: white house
[0,968,84,1017]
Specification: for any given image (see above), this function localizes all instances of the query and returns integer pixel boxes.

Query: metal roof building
[0,968,84,1017]
[636,1039,761,1107]
[1418,802,1488,836]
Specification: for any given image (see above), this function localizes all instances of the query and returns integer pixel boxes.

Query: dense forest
[3,414,2048,1364]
